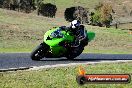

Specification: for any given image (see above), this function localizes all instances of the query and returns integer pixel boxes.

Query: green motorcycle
[31,27,95,60]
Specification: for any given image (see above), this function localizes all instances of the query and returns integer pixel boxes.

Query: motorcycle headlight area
[50,30,63,38]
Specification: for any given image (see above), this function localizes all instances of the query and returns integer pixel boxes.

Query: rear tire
[31,43,49,61]
[66,46,84,60]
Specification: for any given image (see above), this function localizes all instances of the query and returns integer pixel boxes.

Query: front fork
[40,42,50,57]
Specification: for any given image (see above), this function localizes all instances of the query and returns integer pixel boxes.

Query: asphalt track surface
[0,53,132,70]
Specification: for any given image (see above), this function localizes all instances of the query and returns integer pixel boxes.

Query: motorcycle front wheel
[31,43,49,61]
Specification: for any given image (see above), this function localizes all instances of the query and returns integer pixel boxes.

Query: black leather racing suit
[60,25,88,47]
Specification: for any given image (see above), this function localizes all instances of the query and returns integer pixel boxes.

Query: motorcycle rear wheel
[66,46,84,60]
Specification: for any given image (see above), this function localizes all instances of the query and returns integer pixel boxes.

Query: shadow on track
[39,58,123,62]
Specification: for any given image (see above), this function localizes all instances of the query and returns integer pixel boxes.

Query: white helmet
[70,20,81,29]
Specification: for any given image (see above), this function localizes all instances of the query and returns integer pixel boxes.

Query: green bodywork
[43,27,95,57]
[44,27,74,56]
[87,32,95,42]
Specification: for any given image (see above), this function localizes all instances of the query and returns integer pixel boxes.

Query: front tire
[31,43,49,61]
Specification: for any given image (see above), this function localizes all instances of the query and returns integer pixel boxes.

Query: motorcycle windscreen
[87,32,95,42]
[44,28,65,46]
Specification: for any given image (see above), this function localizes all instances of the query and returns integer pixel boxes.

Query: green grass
[0,62,132,88]
[0,8,132,54]
[84,26,132,54]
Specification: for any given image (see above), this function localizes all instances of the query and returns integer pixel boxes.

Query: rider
[60,20,88,47]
